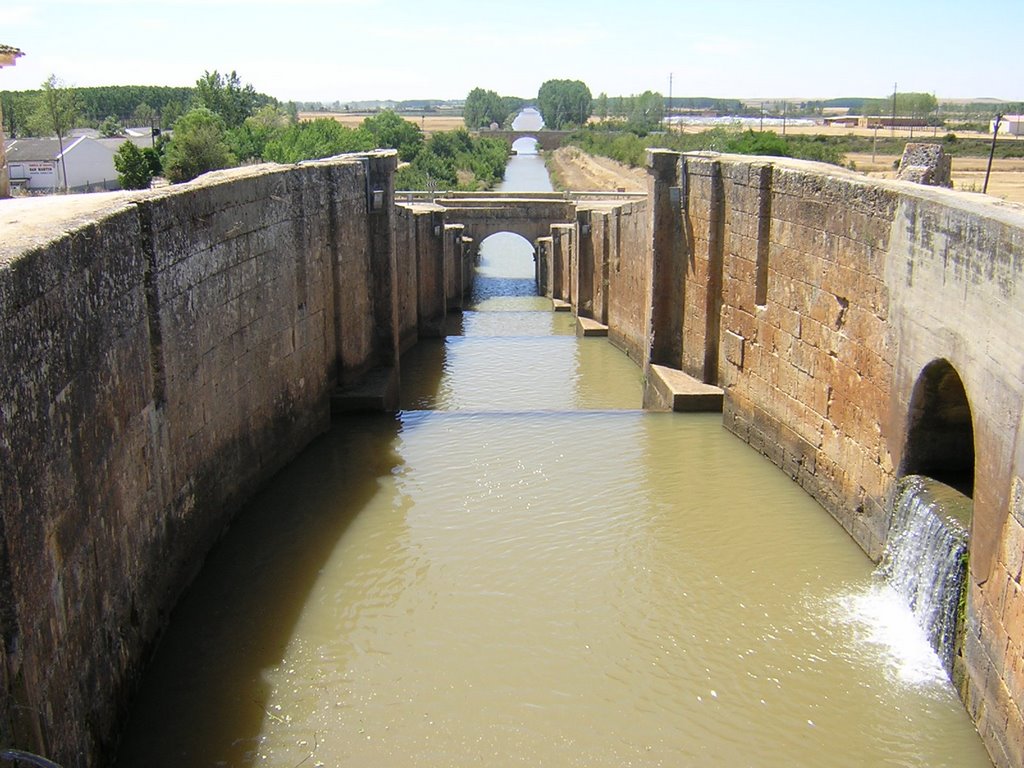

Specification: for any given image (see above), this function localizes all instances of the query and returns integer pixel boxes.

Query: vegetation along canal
[116,142,991,767]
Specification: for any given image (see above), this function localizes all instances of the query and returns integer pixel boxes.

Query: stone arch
[437,199,577,251]
[900,358,976,497]
[478,231,537,279]
[459,219,553,247]
[511,136,540,155]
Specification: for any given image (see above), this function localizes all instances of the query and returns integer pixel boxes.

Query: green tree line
[567,125,847,168]
[858,92,938,118]
[463,88,526,129]
[4,70,512,191]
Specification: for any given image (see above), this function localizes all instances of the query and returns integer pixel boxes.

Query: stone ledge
[643,364,724,412]
[552,299,572,312]
[576,317,608,337]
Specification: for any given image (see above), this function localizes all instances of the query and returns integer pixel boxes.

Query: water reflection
[116,415,405,767]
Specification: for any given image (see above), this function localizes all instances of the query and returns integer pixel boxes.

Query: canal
[116,135,991,767]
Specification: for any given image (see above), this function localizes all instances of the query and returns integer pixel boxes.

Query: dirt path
[545,147,648,192]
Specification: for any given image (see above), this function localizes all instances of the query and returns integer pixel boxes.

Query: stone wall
[443,223,468,311]
[643,150,1024,768]
[603,200,650,363]
[535,235,553,298]
[551,222,574,302]
[395,204,446,344]
[394,204,420,352]
[0,153,401,766]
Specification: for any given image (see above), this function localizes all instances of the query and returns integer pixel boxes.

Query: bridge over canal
[470,129,574,151]
[395,190,645,247]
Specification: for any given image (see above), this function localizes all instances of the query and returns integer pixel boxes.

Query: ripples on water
[116,169,991,768]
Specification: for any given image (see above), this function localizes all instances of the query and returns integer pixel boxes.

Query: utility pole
[891,81,897,138]
[668,72,673,130]
[984,113,1003,194]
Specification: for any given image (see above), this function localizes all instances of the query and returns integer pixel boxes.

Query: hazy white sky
[4,0,1022,103]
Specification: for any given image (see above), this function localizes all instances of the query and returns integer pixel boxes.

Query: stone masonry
[897,142,953,187]
[0,153,405,765]
[640,150,1024,768]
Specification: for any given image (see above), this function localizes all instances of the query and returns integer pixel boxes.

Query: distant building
[823,116,860,127]
[0,43,25,198]
[992,115,1024,136]
[5,136,122,193]
[859,116,929,129]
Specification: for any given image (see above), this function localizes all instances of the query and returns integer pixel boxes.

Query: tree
[262,118,375,163]
[537,79,592,129]
[361,110,423,161]
[162,107,235,183]
[464,87,504,129]
[142,146,163,178]
[228,104,291,162]
[499,96,526,125]
[99,115,123,137]
[113,141,154,189]
[861,92,939,118]
[132,102,157,129]
[161,99,185,130]
[1,91,35,137]
[627,91,665,133]
[193,70,259,128]
[595,92,609,121]
[34,74,79,191]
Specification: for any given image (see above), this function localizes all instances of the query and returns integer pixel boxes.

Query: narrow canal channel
[116,140,991,767]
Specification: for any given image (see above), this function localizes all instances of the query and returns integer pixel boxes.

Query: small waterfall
[876,475,971,673]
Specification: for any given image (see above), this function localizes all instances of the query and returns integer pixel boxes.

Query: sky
[3,0,1023,104]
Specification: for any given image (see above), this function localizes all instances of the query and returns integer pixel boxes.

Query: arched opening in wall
[512,137,540,156]
[900,359,975,498]
[474,232,537,303]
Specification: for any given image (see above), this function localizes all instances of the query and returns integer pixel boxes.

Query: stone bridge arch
[432,196,577,251]
[471,130,574,152]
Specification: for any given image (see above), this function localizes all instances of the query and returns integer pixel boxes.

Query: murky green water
[116,214,991,768]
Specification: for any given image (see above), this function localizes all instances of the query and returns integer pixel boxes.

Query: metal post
[983,113,1003,194]
[891,82,897,138]
[663,72,671,131]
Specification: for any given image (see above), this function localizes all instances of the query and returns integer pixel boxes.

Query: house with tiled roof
[1,44,25,197]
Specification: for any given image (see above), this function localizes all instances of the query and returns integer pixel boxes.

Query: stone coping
[643,363,724,413]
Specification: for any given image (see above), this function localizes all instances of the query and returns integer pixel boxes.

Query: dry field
[735,125,1024,204]
[845,152,1024,204]
[298,111,464,134]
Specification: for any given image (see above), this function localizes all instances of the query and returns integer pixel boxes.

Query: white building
[5,136,121,193]
[992,115,1024,136]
